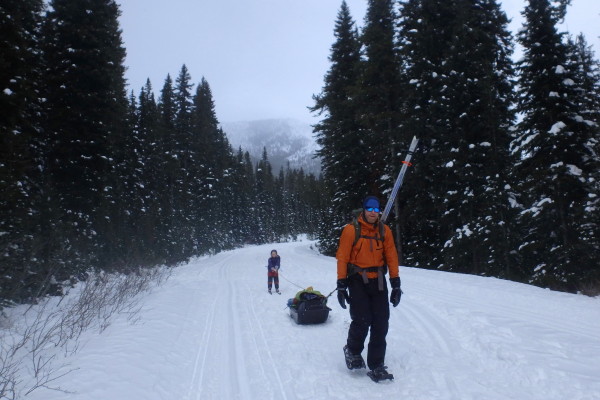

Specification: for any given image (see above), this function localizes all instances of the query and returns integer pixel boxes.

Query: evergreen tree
[395,0,457,268]
[242,150,258,242]
[355,0,406,260]
[255,148,275,243]
[283,163,299,241]
[273,168,286,240]
[310,1,364,255]
[0,0,45,304]
[229,148,257,244]
[568,34,600,137]
[190,77,234,252]
[440,0,516,278]
[133,80,164,264]
[298,170,323,237]
[396,0,516,276]
[40,0,129,278]
[564,33,600,290]
[512,0,600,291]
[315,176,338,254]
[157,74,185,264]
[357,0,403,197]
[173,65,195,257]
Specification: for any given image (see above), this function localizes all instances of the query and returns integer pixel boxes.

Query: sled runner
[288,287,331,325]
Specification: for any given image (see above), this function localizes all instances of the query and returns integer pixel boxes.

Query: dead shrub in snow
[0,266,171,399]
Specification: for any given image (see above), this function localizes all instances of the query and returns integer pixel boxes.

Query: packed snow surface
[26,240,600,400]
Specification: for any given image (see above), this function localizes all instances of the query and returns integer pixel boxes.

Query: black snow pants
[346,273,390,370]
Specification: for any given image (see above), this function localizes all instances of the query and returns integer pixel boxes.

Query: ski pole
[381,136,419,222]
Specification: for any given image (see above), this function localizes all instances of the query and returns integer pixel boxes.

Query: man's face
[364,208,379,224]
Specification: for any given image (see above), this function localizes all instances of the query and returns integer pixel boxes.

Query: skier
[336,195,402,382]
[267,249,281,294]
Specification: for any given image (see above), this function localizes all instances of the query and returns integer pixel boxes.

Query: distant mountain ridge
[221,119,321,175]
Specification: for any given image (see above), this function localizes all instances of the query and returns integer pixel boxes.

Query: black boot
[343,345,366,370]
[367,365,394,382]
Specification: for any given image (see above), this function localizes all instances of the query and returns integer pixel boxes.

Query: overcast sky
[119,0,599,125]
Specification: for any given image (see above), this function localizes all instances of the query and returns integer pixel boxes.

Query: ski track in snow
[179,249,289,400]
[23,240,600,400]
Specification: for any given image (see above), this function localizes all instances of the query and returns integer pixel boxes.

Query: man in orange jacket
[336,195,401,381]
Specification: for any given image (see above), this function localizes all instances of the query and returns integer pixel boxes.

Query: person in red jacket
[336,195,401,381]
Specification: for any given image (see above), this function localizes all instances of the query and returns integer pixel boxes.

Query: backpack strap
[352,218,361,247]
[352,216,385,247]
[348,216,387,291]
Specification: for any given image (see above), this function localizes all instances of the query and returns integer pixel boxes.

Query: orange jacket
[336,213,399,280]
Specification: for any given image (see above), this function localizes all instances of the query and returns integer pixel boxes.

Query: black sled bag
[289,292,331,325]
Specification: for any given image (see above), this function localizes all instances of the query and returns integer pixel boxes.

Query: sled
[288,289,331,325]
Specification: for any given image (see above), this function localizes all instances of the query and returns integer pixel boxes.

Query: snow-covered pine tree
[0,0,45,304]
[310,1,364,255]
[357,0,402,197]
[172,65,195,258]
[191,77,236,253]
[395,0,455,269]
[229,148,258,245]
[397,0,517,277]
[512,0,600,291]
[157,74,187,264]
[255,148,276,243]
[41,0,129,277]
[133,80,168,266]
[281,164,296,240]
[301,171,326,238]
[564,34,600,293]
[433,0,517,278]
[242,151,258,242]
[568,34,600,130]
[273,168,286,240]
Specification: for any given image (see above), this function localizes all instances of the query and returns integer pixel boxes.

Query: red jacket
[336,214,399,280]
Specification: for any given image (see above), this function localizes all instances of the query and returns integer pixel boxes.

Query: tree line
[2,0,599,308]
[312,0,599,293]
[0,0,323,308]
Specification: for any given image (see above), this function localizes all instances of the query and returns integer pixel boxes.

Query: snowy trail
[26,240,600,400]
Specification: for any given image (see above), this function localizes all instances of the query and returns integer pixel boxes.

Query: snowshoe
[367,366,394,383]
[343,345,366,370]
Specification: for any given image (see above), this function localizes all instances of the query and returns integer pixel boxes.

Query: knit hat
[362,195,380,210]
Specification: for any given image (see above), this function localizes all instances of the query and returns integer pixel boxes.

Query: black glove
[389,277,402,307]
[337,279,350,309]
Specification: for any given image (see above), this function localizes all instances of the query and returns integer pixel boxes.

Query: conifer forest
[1,0,599,308]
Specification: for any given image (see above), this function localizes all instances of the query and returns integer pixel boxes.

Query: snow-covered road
[27,240,600,400]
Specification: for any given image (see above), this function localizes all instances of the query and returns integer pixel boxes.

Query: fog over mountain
[221,119,321,175]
